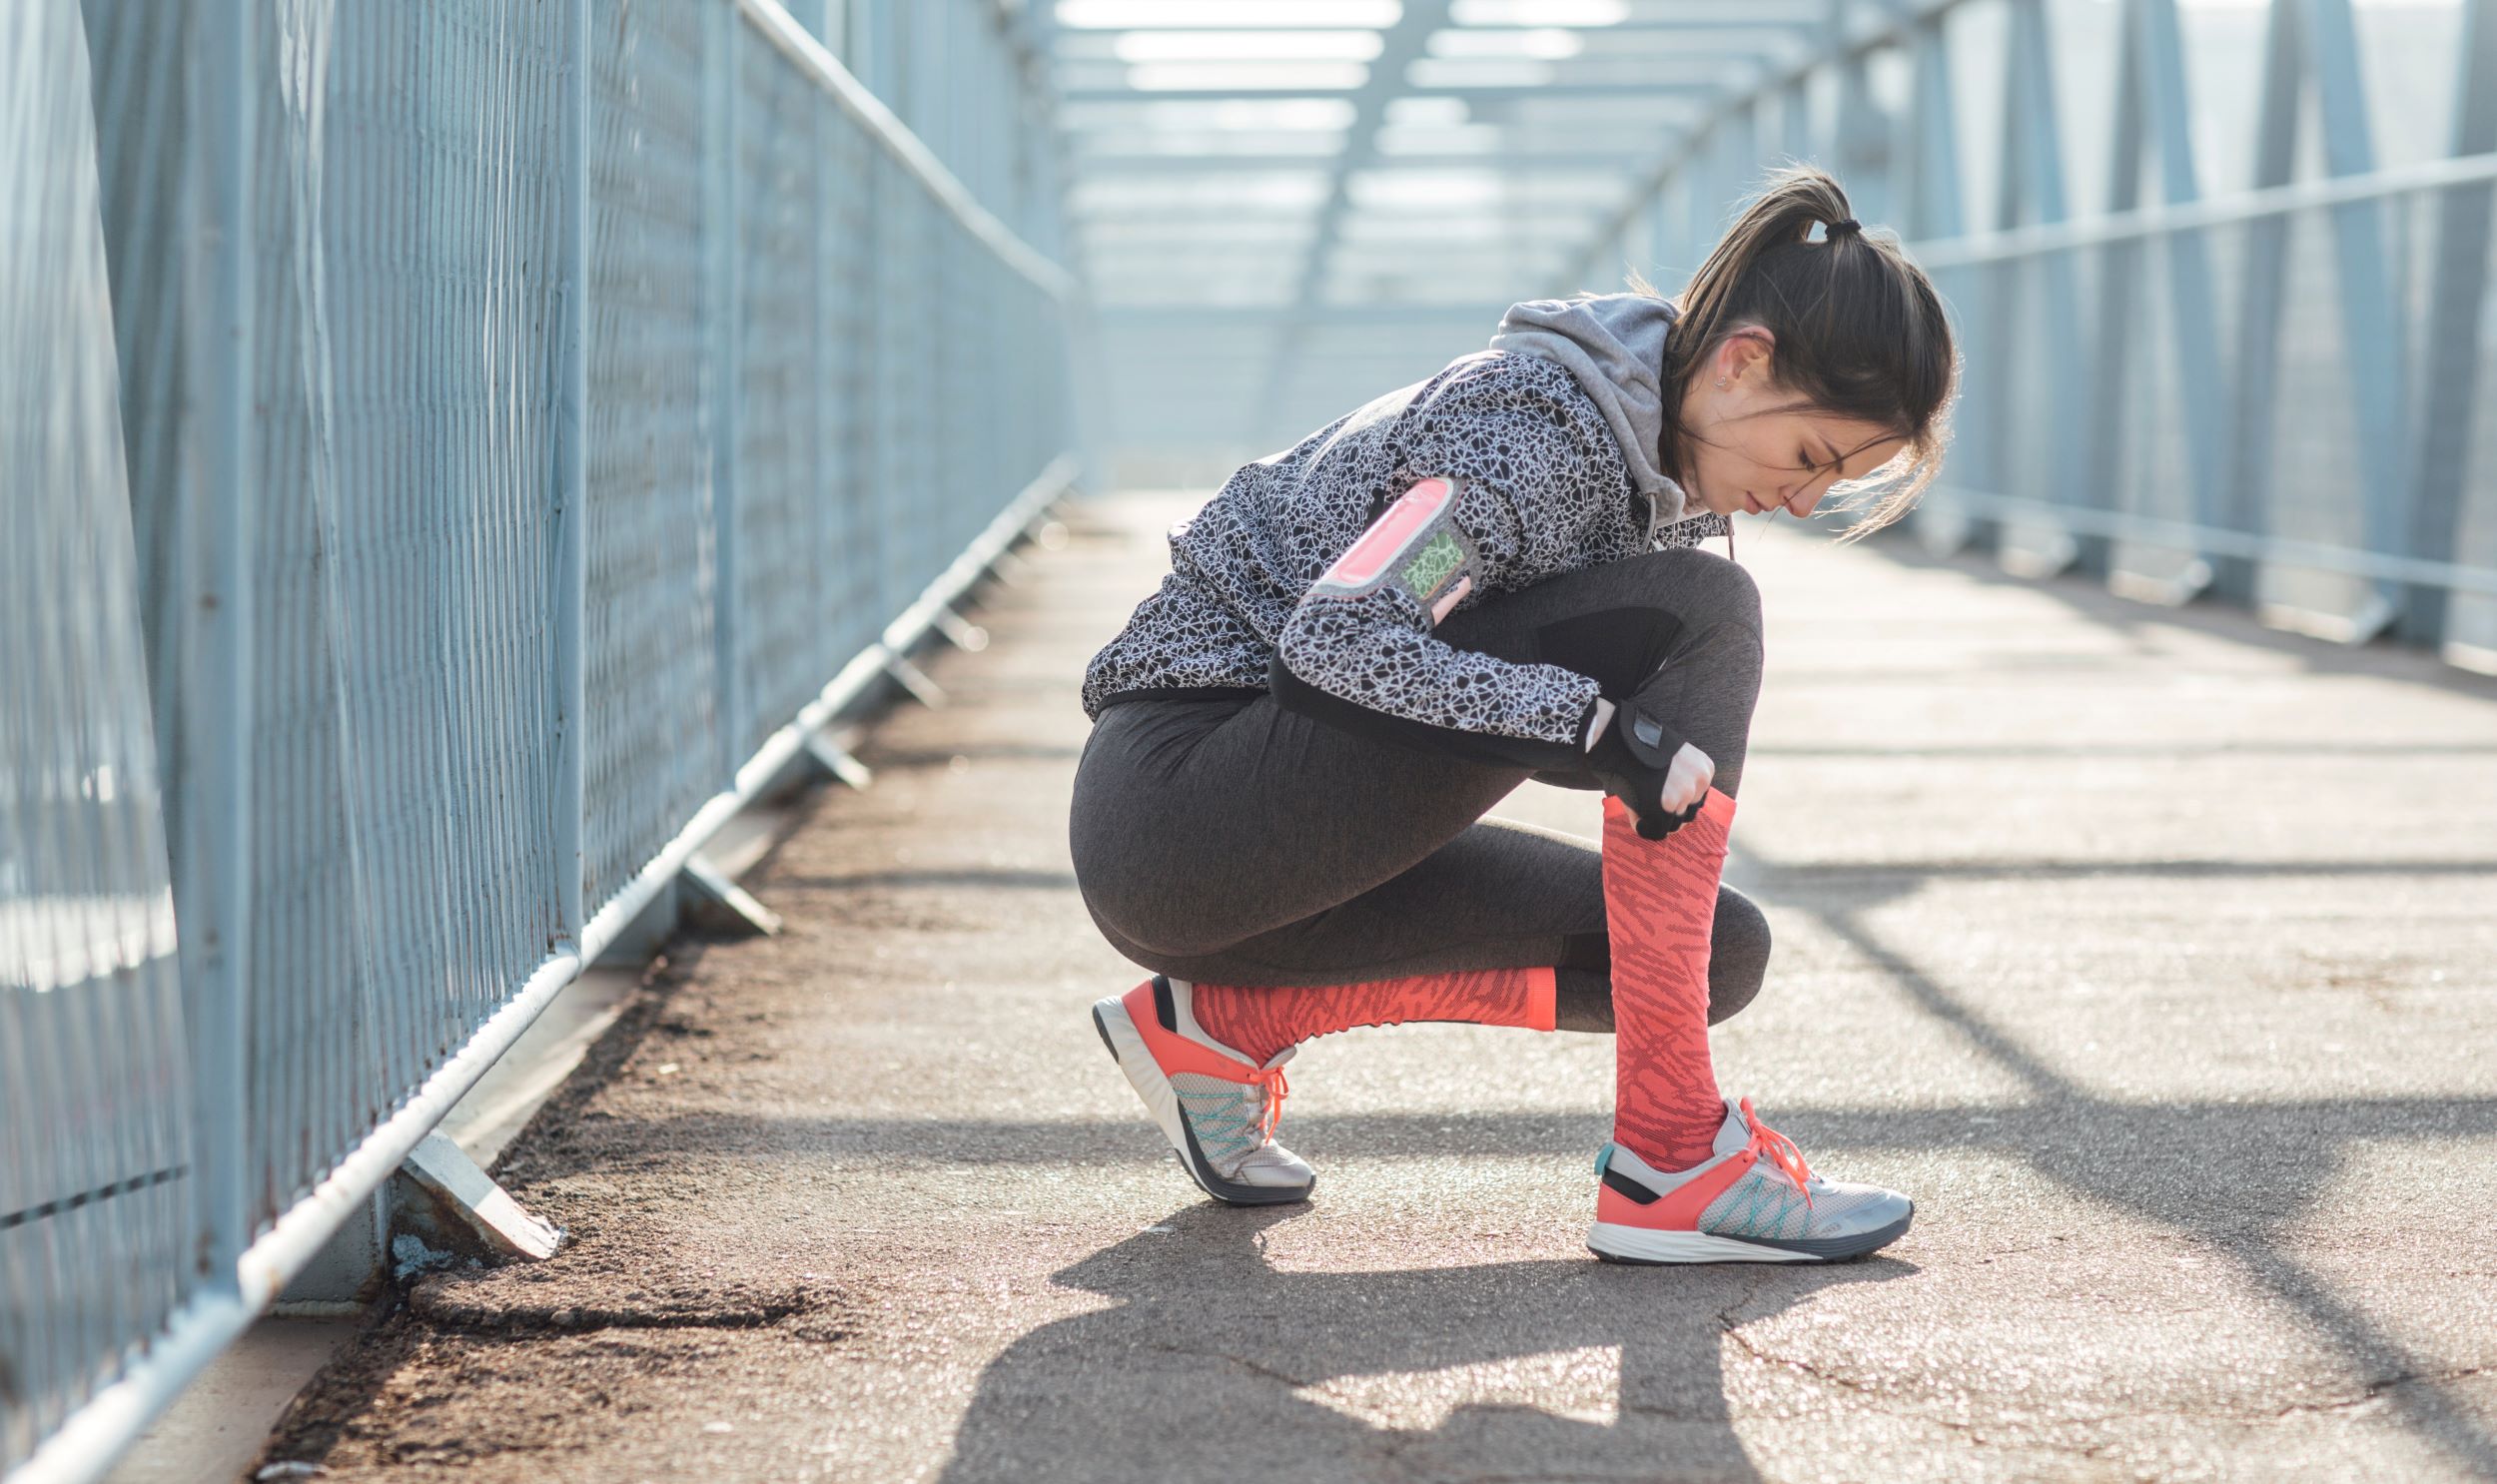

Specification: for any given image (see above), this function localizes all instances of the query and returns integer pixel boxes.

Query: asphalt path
[261,492,2497,1483]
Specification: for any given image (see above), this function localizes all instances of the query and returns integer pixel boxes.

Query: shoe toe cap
[1815,1180,1913,1236]
[1232,1144,1315,1189]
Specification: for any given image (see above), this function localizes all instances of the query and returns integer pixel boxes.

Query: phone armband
[1310,476,1479,623]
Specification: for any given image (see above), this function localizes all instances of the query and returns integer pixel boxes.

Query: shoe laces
[1248,1062,1289,1143]
[1740,1097,1816,1206]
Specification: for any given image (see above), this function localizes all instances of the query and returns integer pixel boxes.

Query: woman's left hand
[1658,742,1715,815]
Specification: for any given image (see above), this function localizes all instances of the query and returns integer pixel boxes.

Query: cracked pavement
[262,494,2497,1482]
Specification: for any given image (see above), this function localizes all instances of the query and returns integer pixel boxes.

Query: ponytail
[1650,166,1959,538]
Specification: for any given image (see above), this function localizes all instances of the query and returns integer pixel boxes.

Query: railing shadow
[1736,831,2497,1478]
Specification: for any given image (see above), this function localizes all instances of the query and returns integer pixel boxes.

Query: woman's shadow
[939,1199,1916,1483]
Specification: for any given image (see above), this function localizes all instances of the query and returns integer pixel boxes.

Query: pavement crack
[2270,1365,2493,1420]
[1138,1340,1314,1391]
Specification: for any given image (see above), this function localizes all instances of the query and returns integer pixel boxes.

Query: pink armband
[1310,477,1478,623]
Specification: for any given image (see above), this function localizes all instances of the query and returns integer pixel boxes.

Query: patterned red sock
[1189,967,1558,1066]
[1605,788,1736,1171]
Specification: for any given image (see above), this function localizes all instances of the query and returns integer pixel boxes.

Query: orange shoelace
[1250,1064,1290,1143]
[1740,1097,1816,1207]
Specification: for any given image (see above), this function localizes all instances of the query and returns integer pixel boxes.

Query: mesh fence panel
[731,29,837,760]
[16,0,1072,1471]
[582,0,720,908]
[1,0,194,1467]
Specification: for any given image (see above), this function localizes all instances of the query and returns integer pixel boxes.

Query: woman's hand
[1584,703,1714,839]
[1658,741,1715,815]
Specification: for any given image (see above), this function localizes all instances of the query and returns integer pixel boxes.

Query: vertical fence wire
[0,0,193,1468]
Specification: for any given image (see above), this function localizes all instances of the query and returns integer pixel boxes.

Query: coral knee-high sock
[1190,967,1558,1067]
[1605,788,1736,1171]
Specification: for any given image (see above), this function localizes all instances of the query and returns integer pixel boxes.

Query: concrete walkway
[260,494,2497,1483]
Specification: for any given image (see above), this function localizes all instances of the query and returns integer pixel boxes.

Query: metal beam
[2301,0,2411,626]
[1243,0,1456,433]
[2133,0,2231,574]
[2405,0,2497,641]
[2004,0,2090,562]
[2219,0,2304,599]
[1554,0,1974,291]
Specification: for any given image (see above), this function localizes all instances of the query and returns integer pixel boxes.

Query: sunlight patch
[1294,1345,1621,1430]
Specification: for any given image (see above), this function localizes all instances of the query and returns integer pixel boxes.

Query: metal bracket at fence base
[2106,560,2216,609]
[932,606,989,652]
[277,1131,565,1310]
[679,853,782,937]
[804,733,873,791]
[882,651,948,709]
[393,1133,563,1270]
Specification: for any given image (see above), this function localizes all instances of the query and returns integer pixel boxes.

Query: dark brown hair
[1642,165,1958,539]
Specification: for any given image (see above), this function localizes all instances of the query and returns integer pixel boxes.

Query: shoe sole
[1091,997,1312,1207]
[1586,1208,1913,1265]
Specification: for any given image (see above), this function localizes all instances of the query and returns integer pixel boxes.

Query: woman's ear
[1714,327,1778,386]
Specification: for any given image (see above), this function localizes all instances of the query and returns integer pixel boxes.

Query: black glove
[1584,698,1704,840]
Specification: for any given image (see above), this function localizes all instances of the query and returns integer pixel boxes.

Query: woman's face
[1675,329,1906,521]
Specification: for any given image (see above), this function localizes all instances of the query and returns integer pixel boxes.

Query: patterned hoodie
[1080,294,1728,752]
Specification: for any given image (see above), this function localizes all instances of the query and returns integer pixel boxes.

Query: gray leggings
[1068,547,1767,1032]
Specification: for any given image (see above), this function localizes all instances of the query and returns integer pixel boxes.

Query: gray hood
[1488,293,1688,530]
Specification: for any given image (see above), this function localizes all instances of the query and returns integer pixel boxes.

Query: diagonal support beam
[1248,0,1455,441]
[2403,0,2497,643]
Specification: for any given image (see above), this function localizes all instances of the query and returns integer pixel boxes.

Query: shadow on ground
[939,1203,1916,1484]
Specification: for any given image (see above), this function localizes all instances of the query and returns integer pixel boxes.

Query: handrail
[1911,149,2497,270]
[734,0,1079,300]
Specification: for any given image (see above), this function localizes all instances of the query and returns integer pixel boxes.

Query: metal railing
[1567,0,2497,662]
[1,0,1076,1477]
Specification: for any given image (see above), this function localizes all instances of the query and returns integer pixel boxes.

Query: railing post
[554,0,591,943]
[2301,0,2410,635]
[2403,0,2497,645]
[2136,0,2232,577]
[2218,0,2303,607]
[708,0,745,786]
[186,0,257,1287]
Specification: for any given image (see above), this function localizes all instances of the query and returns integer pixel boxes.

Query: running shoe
[1092,976,1314,1205]
[1588,1098,1912,1263]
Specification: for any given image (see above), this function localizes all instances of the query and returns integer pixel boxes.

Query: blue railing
[1,1,1076,1478]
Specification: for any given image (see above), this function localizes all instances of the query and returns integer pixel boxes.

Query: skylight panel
[1447,0,1624,23]
[1058,0,1400,27]
[1076,130,1348,158]
[1426,27,1584,60]
[1113,30,1385,62]
[1404,56,1557,89]
[1126,62,1370,91]
[1374,124,1507,156]
[1061,99,1359,132]
[1347,169,1625,210]
[1072,172,1332,213]
[1383,97,1470,128]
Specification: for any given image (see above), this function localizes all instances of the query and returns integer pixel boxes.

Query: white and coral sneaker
[1588,1098,1913,1264]
[1092,976,1314,1206]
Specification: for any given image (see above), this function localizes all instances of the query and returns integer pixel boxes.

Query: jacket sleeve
[1267,360,1625,767]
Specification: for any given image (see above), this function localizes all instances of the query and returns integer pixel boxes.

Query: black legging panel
[1068,546,1768,1026]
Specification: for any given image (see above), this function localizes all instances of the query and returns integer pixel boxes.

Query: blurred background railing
[2,0,1073,1477]
[1075,0,2496,663]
